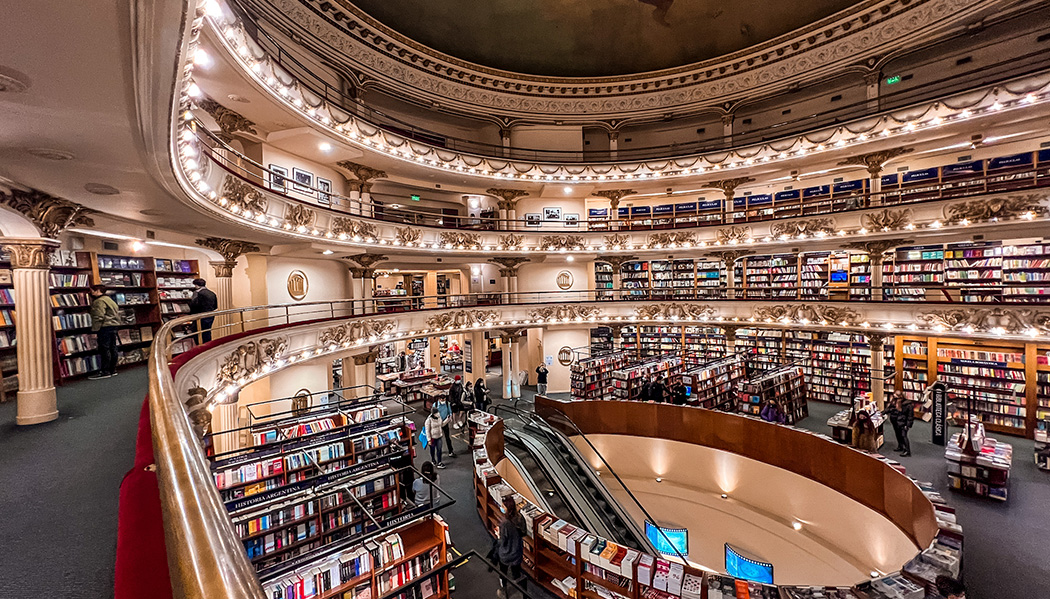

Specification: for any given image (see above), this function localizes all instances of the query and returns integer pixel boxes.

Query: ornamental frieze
[603,233,631,248]
[635,304,716,321]
[540,235,585,250]
[916,308,1050,334]
[216,337,288,384]
[770,218,835,239]
[944,194,1048,221]
[716,226,753,245]
[862,208,912,231]
[647,232,697,247]
[425,309,500,330]
[439,231,481,248]
[753,304,861,326]
[528,305,603,322]
[318,319,396,346]
[331,217,378,240]
[497,234,524,249]
[219,176,267,215]
[394,226,422,245]
[285,204,315,229]
[195,238,261,263]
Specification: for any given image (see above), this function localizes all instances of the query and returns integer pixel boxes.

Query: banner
[931,380,947,446]
[464,339,472,374]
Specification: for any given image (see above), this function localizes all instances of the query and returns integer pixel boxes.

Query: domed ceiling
[349,0,863,77]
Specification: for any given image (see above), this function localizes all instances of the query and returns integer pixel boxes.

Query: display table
[390,368,439,403]
[827,408,886,449]
[945,426,1013,501]
[375,372,401,394]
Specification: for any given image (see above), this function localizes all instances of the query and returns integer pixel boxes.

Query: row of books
[0,330,13,349]
[50,292,88,308]
[114,292,151,305]
[155,259,197,273]
[0,289,13,304]
[49,273,90,288]
[53,312,92,331]
[0,310,14,326]
[98,256,148,270]
[100,272,148,287]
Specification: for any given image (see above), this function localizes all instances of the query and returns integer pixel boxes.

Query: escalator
[493,405,653,553]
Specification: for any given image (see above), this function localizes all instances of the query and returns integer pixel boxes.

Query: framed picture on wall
[564,213,579,226]
[317,178,333,205]
[269,165,288,193]
[292,168,314,195]
[525,213,542,227]
[543,207,562,221]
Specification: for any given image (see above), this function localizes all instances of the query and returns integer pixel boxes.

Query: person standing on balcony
[88,284,120,379]
[188,278,218,343]
[535,364,549,396]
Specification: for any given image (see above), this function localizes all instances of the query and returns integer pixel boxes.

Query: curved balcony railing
[193,2,1050,184]
[186,120,1050,239]
[229,0,1050,164]
[147,292,1033,596]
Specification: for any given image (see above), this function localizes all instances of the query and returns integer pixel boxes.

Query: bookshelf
[595,263,614,299]
[884,245,945,302]
[800,252,829,299]
[943,241,1002,303]
[638,325,682,358]
[571,351,630,401]
[610,355,683,401]
[1003,241,1050,302]
[848,253,872,300]
[785,331,870,405]
[620,261,650,298]
[155,258,200,355]
[735,328,784,372]
[683,326,725,365]
[48,251,97,379]
[682,354,746,410]
[738,366,808,423]
[589,327,614,354]
[945,427,1013,501]
[0,256,16,400]
[92,253,161,368]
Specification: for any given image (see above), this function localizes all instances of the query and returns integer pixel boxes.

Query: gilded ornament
[603,233,631,248]
[528,305,603,321]
[285,204,315,229]
[0,239,60,269]
[770,218,835,238]
[425,309,500,330]
[635,304,716,321]
[216,337,288,384]
[752,304,861,325]
[488,257,529,273]
[485,188,529,210]
[945,194,1048,221]
[647,232,698,247]
[287,270,309,300]
[0,188,95,238]
[916,308,1050,334]
[497,234,524,249]
[196,96,257,138]
[331,217,378,240]
[593,189,636,209]
[716,226,753,245]
[439,231,481,248]
[863,208,912,231]
[318,319,396,346]
[837,147,914,177]
[540,235,584,250]
[219,177,267,214]
[195,238,261,263]
[395,227,423,245]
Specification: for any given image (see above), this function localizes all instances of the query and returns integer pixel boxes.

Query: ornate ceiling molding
[0,188,95,238]
[488,257,530,273]
[917,308,1050,334]
[837,147,914,176]
[863,208,912,231]
[335,161,387,184]
[344,253,387,269]
[753,304,862,326]
[281,0,996,120]
[196,96,257,139]
[425,309,500,330]
[318,318,395,346]
[703,178,755,200]
[528,305,603,322]
[944,193,1048,221]
[593,189,637,210]
[636,304,716,320]
[486,188,529,210]
[770,218,835,238]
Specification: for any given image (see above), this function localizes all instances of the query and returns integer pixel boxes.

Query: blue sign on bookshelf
[1039,148,1050,164]
[653,204,674,215]
[989,152,1032,170]
[881,173,899,186]
[725,544,774,584]
[631,206,651,216]
[698,199,722,210]
[674,201,698,213]
[748,194,773,206]
[588,208,609,218]
[832,179,865,193]
[902,167,939,183]
[646,521,688,558]
[617,207,629,217]
[942,160,984,177]
[802,185,830,198]
[774,190,800,202]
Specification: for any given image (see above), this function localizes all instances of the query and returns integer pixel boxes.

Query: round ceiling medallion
[287,269,309,300]
[85,183,121,195]
[25,148,74,161]
[0,66,30,93]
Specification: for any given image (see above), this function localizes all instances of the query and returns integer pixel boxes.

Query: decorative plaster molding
[211,261,236,278]
[842,238,912,257]
[335,161,387,184]
[488,257,530,273]
[709,249,754,264]
[647,232,698,247]
[216,337,287,384]
[195,237,261,263]
[285,204,315,229]
[716,226,753,245]
[863,208,912,231]
[497,234,524,249]
[219,176,267,214]
[945,193,1048,221]
[318,318,395,346]
[395,226,423,245]
[486,188,529,210]
[344,253,387,269]
[540,235,585,250]
[284,0,993,120]
[528,305,603,321]
[593,190,637,209]
[196,96,257,138]
[596,255,639,269]
[0,188,95,238]
[439,231,481,248]
[770,218,835,238]
[0,238,60,269]
[837,147,914,176]
[917,307,1050,334]
[635,303,716,320]
[425,309,499,330]
[602,233,632,248]
[331,217,378,240]
[753,304,862,325]
[704,178,755,200]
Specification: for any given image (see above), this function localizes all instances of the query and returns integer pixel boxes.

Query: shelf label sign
[464,339,472,374]
[408,339,428,350]
[931,380,948,446]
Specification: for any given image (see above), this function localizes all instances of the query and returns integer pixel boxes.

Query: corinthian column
[196,237,260,338]
[2,239,60,425]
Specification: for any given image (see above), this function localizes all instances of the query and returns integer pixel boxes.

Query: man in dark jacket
[188,278,219,343]
[649,375,667,403]
[387,438,414,504]
[489,495,524,598]
[887,392,915,456]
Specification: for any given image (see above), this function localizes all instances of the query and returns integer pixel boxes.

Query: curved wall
[572,434,917,585]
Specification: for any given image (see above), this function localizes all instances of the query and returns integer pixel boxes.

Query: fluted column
[2,239,60,425]
[487,189,528,231]
[723,325,740,354]
[209,261,235,338]
[212,401,240,453]
[710,250,753,300]
[353,353,370,398]
[510,336,523,398]
[500,333,514,399]
[362,269,376,314]
[347,182,363,216]
[721,113,734,144]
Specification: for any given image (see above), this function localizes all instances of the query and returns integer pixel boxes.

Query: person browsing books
[387,437,414,503]
[448,375,466,429]
[88,284,120,379]
[887,391,915,457]
[424,407,446,469]
[188,278,218,343]
[412,461,439,505]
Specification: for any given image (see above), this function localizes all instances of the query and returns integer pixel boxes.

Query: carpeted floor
[1,367,1046,599]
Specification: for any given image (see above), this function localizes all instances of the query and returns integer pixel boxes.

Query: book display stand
[945,419,1013,501]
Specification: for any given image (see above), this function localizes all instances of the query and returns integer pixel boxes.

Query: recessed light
[563,186,573,193]
[792,521,803,531]
[322,249,334,255]
[720,493,728,499]
[193,48,212,68]
[655,477,662,483]
[319,142,332,152]
[566,255,575,262]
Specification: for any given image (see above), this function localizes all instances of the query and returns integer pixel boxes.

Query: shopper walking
[188,278,218,343]
[535,364,549,396]
[449,375,466,429]
[412,461,439,505]
[436,395,455,458]
[88,284,120,379]
[424,407,446,468]
[488,494,525,599]
[475,378,491,412]
[887,391,915,456]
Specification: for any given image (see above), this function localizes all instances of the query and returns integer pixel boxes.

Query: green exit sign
[885,75,902,85]
[410,194,421,202]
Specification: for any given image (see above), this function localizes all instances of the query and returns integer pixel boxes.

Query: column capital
[595,254,639,270]
[866,332,888,350]
[0,188,95,238]
[707,249,754,265]
[702,177,755,201]
[196,96,258,139]
[195,237,261,263]
[837,147,913,178]
[0,238,60,269]
[722,324,743,341]
[488,256,530,274]
[863,70,883,86]
[485,188,529,211]
[335,161,387,186]
[720,113,735,127]
[345,253,388,269]
[843,238,912,261]
[210,261,237,278]
[593,189,636,210]
[352,349,378,366]
[349,267,367,278]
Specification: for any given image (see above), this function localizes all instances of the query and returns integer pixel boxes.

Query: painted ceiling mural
[348,0,862,77]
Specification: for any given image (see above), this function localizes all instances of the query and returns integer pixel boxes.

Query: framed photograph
[525,213,542,227]
[269,164,288,193]
[564,213,579,226]
[543,207,562,221]
[317,178,332,205]
[292,167,314,195]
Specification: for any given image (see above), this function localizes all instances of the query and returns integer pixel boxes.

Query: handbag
[419,429,428,449]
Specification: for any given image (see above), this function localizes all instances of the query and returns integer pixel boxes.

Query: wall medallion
[287,269,309,300]
[556,270,574,290]
[558,346,574,366]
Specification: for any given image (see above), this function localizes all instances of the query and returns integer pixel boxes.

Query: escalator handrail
[493,404,686,562]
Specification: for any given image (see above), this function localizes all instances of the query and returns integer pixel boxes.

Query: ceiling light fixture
[319,142,332,152]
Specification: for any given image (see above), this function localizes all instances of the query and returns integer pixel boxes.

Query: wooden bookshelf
[738,365,808,423]
[155,258,200,355]
[0,256,16,401]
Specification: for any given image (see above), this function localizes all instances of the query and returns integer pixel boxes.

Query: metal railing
[229,0,1050,163]
[189,121,1050,233]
